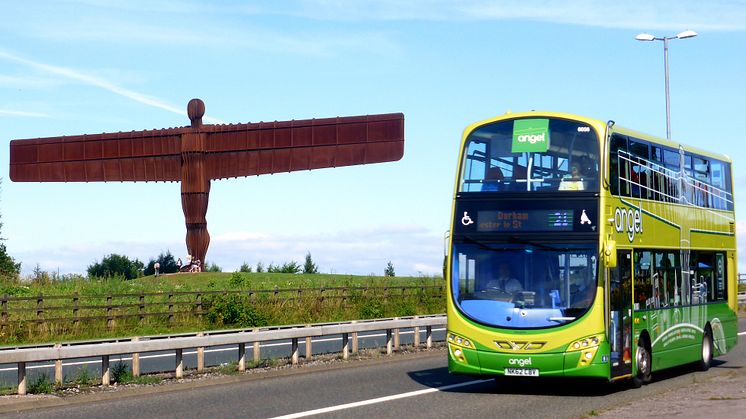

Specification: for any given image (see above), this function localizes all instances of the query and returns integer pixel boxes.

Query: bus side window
[634,251,652,309]
[609,134,628,196]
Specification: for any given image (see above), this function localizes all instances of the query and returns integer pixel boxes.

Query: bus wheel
[633,338,652,386]
[698,327,713,371]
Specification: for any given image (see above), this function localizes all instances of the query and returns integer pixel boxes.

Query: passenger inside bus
[559,164,585,191]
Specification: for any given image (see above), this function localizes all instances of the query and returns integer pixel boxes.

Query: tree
[144,251,179,276]
[205,262,222,272]
[239,262,252,273]
[0,178,21,281]
[256,261,265,273]
[384,261,396,277]
[87,254,144,280]
[303,252,318,274]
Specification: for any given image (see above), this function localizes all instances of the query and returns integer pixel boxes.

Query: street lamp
[635,30,698,140]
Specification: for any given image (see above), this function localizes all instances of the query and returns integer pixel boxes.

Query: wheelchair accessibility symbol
[461,212,474,226]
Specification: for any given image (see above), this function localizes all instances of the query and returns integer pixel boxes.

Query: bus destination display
[477,209,574,232]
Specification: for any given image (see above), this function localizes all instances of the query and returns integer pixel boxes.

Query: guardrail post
[238,342,246,372]
[253,328,261,363]
[132,337,140,377]
[197,332,204,372]
[386,329,393,355]
[106,295,113,330]
[305,324,312,359]
[351,320,358,353]
[175,348,183,378]
[102,355,110,386]
[342,333,349,360]
[17,362,26,395]
[291,338,299,365]
[394,317,400,350]
[414,316,421,347]
[54,343,63,385]
[426,325,433,349]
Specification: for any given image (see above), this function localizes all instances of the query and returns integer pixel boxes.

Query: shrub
[268,261,301,274]
[28,373,54,394]
[205,294,269,327]
[384,261,395,277]
[239,262,252,273]
[229,272,247,288]
[303,252,318,274]
[359,300,385,319]
[111,361,131,384]
[87,254,144,280]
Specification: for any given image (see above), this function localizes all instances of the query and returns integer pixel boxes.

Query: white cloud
[0,109,50,118]
[0,50,225,124]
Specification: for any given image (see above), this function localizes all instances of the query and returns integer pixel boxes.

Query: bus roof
[465,111,732,164]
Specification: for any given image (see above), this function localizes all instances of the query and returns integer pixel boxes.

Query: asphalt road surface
[2,318,744,419]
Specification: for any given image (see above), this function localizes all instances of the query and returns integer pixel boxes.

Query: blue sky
[1,0,745,277]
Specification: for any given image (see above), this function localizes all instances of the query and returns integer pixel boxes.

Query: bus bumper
[448,343,610,379]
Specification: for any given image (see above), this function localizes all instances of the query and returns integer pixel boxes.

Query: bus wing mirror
[604,238,617,268]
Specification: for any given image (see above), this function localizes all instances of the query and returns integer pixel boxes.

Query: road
[1,318,744,419]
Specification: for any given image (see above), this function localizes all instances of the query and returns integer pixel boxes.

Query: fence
[0,314,447,395]
[0,285,444,332]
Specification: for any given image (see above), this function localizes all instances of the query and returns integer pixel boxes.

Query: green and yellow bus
[446,111,738,385]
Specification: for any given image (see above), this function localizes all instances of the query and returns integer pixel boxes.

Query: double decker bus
[446,111,738,385]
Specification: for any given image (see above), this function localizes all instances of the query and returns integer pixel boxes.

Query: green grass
[0,272,445,346]
[0,272,442,297]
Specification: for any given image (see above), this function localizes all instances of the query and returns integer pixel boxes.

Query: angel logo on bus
[614,207,643,242]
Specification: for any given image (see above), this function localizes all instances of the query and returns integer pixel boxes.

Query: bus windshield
[451,242,598,329]
[459,118,600,192]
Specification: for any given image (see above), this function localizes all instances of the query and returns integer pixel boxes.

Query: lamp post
[635,30,697,140]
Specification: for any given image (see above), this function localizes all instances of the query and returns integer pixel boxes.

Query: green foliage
[28,373,54,394]
[359,300,385,319]
[144,251,179,276]
[229,272,247,288]
[0,179,21,282]
[384,261,396,277]
[111,361,131,383]
[205,262,222,272]
[256,261,265,273]
[303,252,318,274]
[239,262,252,273]
[74,366,93,385]
[204,294,269,327]
[87,254,144,280]
[268,261,301,274]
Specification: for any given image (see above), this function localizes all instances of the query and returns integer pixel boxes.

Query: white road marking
[269,379,490,419]
[0,328,446,372]
[738,331,746,336]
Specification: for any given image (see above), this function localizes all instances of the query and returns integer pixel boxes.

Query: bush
[28,373,54,394]
[359,300,385,319]
[384,261,395,277]
[229,272,247,288]
[87,254,144,280]
[268,261,301,274]
[205,262,222,272]
[111,361,131,384]
[239,262,252,273]
[205,294,269,327]
[144,251,179,276]
[303,252,318,274]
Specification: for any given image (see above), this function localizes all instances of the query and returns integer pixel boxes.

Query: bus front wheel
[698,327,713,371]
[633,338,652,387]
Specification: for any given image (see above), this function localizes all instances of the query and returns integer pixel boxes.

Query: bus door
[609,250,633,378]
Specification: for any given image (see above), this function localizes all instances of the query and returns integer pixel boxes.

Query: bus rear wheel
[633,338,652,387]
[698,327,713,371]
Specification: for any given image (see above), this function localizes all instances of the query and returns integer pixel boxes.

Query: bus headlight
[448,332,472,348]
[567,334,604,352]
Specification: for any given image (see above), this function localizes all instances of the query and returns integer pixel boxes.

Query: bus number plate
[505,368,539,377]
